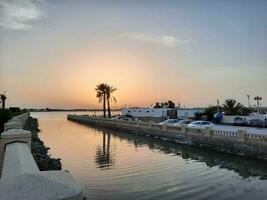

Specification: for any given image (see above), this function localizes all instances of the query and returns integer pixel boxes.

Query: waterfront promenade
[68,115,267,160]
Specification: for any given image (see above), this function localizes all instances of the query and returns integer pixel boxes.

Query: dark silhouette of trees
[0,94,7,109]
[223,99,244,115]
[154,100,175,108]
[95,83,108,117]
[95,83,117,118]
[106,85,117,118]
[154,102,161,108]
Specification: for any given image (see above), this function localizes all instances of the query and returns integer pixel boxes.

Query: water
[31,112,267,200]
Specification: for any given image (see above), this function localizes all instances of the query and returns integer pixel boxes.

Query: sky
[0,0,266,109]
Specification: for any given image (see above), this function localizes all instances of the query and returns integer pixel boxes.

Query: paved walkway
[215,125,267,135]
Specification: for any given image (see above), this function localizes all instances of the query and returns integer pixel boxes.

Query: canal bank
[24,116,62,170]
[68,115,267,160]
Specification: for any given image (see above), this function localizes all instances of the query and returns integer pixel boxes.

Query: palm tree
[106,85,117,118]
[0,94,6,109]
[95,83,108,117]
[223,99,244,115]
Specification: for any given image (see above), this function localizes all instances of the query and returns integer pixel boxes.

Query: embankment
[68,115,267,161]
[24,116,62,170]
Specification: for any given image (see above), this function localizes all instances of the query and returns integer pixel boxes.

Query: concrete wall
[68,115,267,161]
[122,108,171,118]
[0,113,84,200]
[177,108,205,118]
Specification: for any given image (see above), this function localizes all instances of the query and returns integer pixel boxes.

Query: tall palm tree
[106,85,117,118]
[95,83,108,117]
[0,94,6,109]
[223,99,244,115]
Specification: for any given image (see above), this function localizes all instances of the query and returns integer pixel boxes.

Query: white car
[173,119,193,126]
[188,121,215,129]
[159,119,179,125]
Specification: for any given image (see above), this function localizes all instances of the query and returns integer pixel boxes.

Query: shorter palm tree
[106,85,117,118]
[95,83,108,117]
[223,99,244,115]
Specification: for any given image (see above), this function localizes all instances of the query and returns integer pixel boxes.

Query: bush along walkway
[24,116,62,170]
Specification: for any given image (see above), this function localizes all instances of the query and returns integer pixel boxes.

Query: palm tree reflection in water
[95,132,114,169]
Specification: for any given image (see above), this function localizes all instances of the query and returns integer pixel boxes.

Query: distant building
[122,108,172,118]
[177,108,205,119]
[122,108,204,119]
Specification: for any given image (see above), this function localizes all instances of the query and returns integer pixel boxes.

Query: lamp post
[247,95,250,107]
[254,96,262,114]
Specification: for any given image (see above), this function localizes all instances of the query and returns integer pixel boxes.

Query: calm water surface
[31,112,267,200]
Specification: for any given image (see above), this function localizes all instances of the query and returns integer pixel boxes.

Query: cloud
[0,0,46,30]
[119,33,190,47]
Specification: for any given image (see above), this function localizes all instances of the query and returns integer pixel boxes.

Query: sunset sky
[0,0,266,109]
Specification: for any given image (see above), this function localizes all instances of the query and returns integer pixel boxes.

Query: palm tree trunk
[107,98,111,118]
[103,94,106,117]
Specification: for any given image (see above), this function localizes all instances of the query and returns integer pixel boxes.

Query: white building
[122,108,171,118]
[177,108,205,119]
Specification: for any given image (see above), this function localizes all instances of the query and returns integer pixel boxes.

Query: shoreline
[24,116,62,170]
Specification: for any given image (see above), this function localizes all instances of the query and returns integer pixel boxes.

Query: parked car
[159,119,179,125]
[234,117,247,126]
[248,119,265,127]
[174,119,193,126]
[111,115,132,121]
[188,121,215,129]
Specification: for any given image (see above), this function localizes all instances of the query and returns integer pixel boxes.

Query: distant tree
[0,109,11,132]
[0,94,7,109]
[154,100,175,109]
[95,83,108,117]
[223,99,244,115]
[167,100,175,108]
[154,102,161,108]
[106,85,117,118]
[240,107,253,116]
[204,106,219,121]
[194,112,203,120]
[160,102,168,108]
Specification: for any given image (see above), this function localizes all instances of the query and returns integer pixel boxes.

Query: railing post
[181,125,187,134]
[204,127,212,137]
[4,122,23,131]
[149,121,153,128]
[163,124,167,131]
[0,129,31,175]
[237,129,246,142]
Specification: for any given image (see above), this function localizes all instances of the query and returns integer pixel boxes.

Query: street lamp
[247,95,250,107]
[254,96,262,114]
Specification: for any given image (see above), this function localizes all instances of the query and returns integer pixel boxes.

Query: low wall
[68,115,267,160]
[0,113,83,200]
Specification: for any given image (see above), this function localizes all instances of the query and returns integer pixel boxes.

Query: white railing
[0,113,83,200]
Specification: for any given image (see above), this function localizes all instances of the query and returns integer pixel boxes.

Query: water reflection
[95,132,114,169]
[93,126,267,179]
